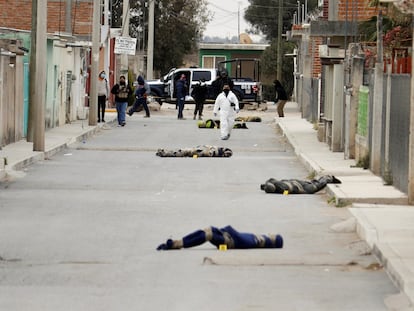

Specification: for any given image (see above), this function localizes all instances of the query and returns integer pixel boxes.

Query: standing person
[128,75,150,118]
[213,84,240,140]
[176,74,188,120]
[274,79,288,117]
[156,225,283,250]
[111,75,132,127]
[212,69,234,99]
[192,78,207,120]
[97,70,109,122]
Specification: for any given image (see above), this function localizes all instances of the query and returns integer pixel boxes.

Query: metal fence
[387,74,410,192]
[367,73,410,193]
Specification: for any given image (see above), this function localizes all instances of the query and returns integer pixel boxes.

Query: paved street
[0,103,403,310]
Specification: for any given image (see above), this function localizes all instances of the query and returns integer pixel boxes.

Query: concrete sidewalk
[0,113,117,180]
[0,103,413,307]
[276,102,413,308]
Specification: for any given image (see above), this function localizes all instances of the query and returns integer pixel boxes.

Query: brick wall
[0,0,93,35]
[320,0,379,21]
[310,37,323,77]
[322,0,329,20]
[338,0,379,21]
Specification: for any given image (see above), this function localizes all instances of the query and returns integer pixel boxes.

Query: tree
[244,0,319,40]
[153,0,211,74]
[359,1,412,43]
[260,40,295,100]
[112,0,212,75]
[245,0,318,97]
[358,1,412,67]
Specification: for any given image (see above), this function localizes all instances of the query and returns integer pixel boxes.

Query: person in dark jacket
[128,75,150,118]
[156,225,283,250]
[274,79,288,117]
[260,175,341,194]
[191,78,208,120]
[212,69,234,99]
[111,75,132,126]
[176,74,188,119]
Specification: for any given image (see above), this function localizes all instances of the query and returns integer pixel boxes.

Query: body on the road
[157,225,283,250]
[261,175,341,194]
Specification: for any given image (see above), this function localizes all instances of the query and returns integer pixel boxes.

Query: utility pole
[28,0,47,151]
[147,0,154,79]
[277,0,284,81]
[104,0,110,76]
[89,0,101,126]
[370,10,384,174]
[238,1,241,42]
[121,0,129,76]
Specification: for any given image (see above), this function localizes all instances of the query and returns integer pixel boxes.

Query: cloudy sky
[204,0,251,38]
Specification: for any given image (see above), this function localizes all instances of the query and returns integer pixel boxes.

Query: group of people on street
[97,71,151,127]
[97,69,289,133]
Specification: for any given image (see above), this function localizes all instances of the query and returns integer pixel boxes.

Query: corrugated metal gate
[388,75,410,193]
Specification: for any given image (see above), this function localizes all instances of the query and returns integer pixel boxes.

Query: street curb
[275,121,323,173]
[276,119,409,206]
[373,242,414,305]
[0,156,5,180]
[349,206,414,307]
[2,120,116,176]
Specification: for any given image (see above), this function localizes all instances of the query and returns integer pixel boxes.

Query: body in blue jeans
[157,225,283,250]
[116,101,128,126]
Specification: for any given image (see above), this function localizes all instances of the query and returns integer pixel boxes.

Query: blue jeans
[177,97,185,118]
[116,101,128,125]
[129,98,150,117]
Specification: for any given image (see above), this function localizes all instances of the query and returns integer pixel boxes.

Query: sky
[204,0,252,39]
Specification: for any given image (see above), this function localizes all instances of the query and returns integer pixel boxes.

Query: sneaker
[143,115,150,118]
[121,123,126,127]
[198,116,203,120]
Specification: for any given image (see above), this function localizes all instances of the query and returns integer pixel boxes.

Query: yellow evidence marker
[219,244,227,251]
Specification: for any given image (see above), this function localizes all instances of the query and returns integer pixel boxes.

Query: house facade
[290,0,413,197]
[198,43,269,79]
[0,0,113,147]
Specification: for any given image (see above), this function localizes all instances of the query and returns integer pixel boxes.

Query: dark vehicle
[217,58,262,104]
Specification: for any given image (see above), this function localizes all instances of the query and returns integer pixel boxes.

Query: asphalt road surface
[0,103,402,310]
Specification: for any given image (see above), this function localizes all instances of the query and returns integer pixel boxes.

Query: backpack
[118,85,129,99]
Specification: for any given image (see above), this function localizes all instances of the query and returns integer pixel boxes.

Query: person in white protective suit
[213,84,240,140]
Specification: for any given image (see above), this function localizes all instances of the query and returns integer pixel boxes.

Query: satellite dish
[239,33,253,44]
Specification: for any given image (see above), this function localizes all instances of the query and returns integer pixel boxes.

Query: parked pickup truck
[147,60,262,108]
